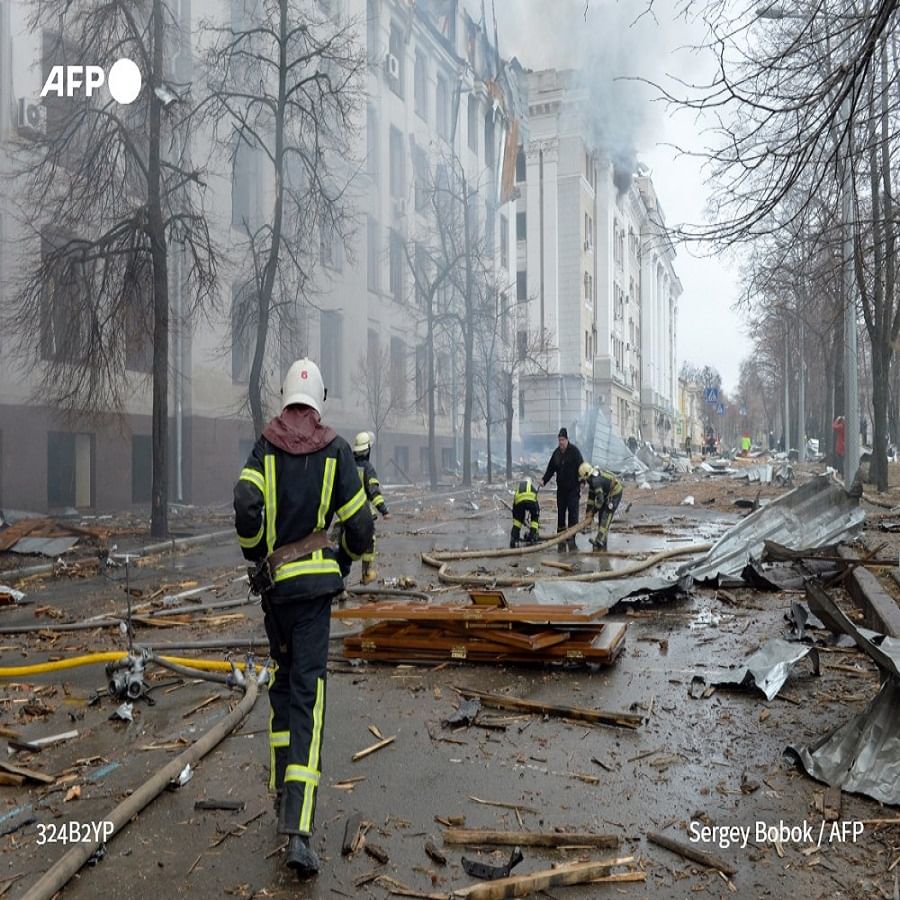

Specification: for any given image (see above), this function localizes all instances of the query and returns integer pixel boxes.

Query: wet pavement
[0,481,896,899]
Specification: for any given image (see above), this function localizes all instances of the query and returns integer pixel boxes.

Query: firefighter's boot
[509,527,519,549]
[286,835,320,879]
[361,561,378,585]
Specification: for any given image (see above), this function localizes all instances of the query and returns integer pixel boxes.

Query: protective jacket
[542,443,584,492]
[355,456,389,516]
[234,406,374,602]
[584,468,623,512]
[513,478,538,507]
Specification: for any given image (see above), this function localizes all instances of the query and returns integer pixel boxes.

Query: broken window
[467,94,478,154]
[367,216,380,292]
[124,255,153,374]
[232,130,259,230]
[390,336,407,407]
[516,146,526,182]
[47,431,93,509]
[389,125,405,200]
[389,228,405,302]
[319,310,342,398]
[484,109,495,170]
[414,50,427,121]
[436,75,449,140]
[231,282,256,383]
[39,231,90,365]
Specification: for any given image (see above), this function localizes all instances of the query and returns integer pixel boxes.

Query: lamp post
[756,4,859,483]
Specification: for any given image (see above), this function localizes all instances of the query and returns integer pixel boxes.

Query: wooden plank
[452,857,634,899]
[454,687,641,728]
[647,831,737,876]
[0,761,55,784]
[332,602,605,624]
[467,590,508,607]
[443,828,619,848]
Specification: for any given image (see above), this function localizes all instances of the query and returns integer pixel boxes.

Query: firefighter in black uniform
[541,428,585,552]
[578,462,624,551]
[510,477,540,547]
[234,358,374,879]
[352,431,390,584]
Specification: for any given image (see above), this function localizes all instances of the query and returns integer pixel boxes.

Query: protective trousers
[511,500,540,544]
[264,594,331,836]
[594,489,623,547]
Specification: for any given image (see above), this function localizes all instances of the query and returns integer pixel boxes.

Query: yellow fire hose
[0,653,263,679]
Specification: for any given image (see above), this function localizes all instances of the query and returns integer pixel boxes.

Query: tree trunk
[461,176,474,487]
[149,0,169,539]
[505,372,513,480]
[872,343,890,491]
[427,298,437,489]
[485,378,492,484]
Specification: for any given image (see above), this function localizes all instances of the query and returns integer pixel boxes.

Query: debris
[352,735,396,762]
[64,784,81,802]
[467,797,537,814]
[194,800,245,812]
[342,812,365,855]
[373,874,447,899]
[442,698,481,727]
[208,809,265,848]
[442,828,618,848]
[182,695,222,719]
[0,761,55,785]
[454,687,642,729]
[701,639,820,701]
[169,764,193,789]
[452,856,636,899]
[461,846,524,880]
[364,842,390,864]
[8,729,78,754]
[0,586,25,606]
[647,831,737,876]
[109,702,133,723]
[681,496,695,506]
[424,839,447,866]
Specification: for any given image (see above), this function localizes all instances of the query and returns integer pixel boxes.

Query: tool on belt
[248,530,334,597]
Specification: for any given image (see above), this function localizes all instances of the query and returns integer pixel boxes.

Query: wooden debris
[182,695,222,719]
[364,842,390,864]
[455,687,641,729]
[442,828,618,848]
[823,786,842,822]
[342,812,365,856]
[208,809,264,848]
[468,797,537,814]
[424,839,447,866]
[374,875,448,899]
[540,559,575,571]
[647,831,737,876]
[0,773,25,787]
[352,736,396,762]
[452,856,635,899]
[0,761,55,785]
[63,785,81,802]
[194,800,245,812]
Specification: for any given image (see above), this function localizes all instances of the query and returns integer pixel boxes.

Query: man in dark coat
[540,428,584,552]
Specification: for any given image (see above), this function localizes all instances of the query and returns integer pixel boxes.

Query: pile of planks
[0,518,119,554]
[334,590,626,666]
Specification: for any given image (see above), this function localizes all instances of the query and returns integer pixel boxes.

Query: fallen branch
[442,828,618,848]
[647,831,736,876]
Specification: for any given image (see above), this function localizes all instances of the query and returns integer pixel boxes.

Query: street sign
[704,386,719,404]
[716,402,726,416]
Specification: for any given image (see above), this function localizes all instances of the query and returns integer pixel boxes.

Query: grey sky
[489,0,751,392]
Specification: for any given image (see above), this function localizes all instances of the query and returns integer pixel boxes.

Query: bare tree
[7,0,217,537]
[353,344,400,471]
[197,0,364,434]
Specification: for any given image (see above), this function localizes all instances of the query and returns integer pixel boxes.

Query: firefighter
[510,477,540,547]
[541,428,585,552]
[352,431,390,584]
[578,462,624,551]
[234,358,374,879]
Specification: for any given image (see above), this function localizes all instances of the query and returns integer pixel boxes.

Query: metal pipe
[20,671,260,900]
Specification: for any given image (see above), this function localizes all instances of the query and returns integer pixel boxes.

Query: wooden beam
[443,828,619,848]
[647,831,737,876]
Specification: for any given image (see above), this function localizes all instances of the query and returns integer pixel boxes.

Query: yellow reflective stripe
[530,521,540,530]
[512,518,523,528]
[274,556,341,581]
[269,730,290,748]
[299,678,325,832]
[317,457,336,530]
[285,764,320,785]
[264,454,277,556]
[240,467,265,494]
[336,487,366,522]
[515,491,537,503]
[238,520,264,549]
[341,529,362,561]
[371,493,385,507]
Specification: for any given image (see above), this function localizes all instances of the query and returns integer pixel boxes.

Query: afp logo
[40,58,142,105]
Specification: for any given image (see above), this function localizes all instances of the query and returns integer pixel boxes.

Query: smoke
[492,0,686,187]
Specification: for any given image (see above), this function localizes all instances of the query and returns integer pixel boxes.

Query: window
[367,328,379,368]
[47,431,93,509]
[500,214,508,269]
[484,110,495,169]
[390,336,406,407]
[516,146,526,182]
[500,291,510,343]
[231,283,255,383]
[436,75,449,140]
[516,270,527,302]
[484,199,495,258]
[518,389,525,420]
[366,0,379,64]
[40,232,90,364]
[517,329,527,360]
[415,344,426,412]
[394,445,409,474]
[437,352,449,413]
[389,228,404,302]
[319,223,343,271]
[516,211,526,242]
[467,95,478,154]
[414,242,428,307]
[585,330,590,361]
[389,125,404,200]
[124,256,153,373]
[583,271,591,301]
[367,216,380,291]
[414,51,427,120]
[413,143,428,212]
[232,133,258,229]
[366,104,379,183]
[388,22,404,97]
[442,447,454,470]
[319,310,342,398]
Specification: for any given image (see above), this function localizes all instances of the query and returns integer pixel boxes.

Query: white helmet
[281,358,326,414]
[353,432,373,454]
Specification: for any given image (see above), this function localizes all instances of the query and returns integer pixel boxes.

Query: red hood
[262,405,337,455]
